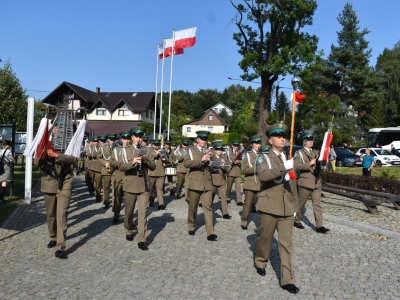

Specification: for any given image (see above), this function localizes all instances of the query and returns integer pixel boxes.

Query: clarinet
[137,143,144,177]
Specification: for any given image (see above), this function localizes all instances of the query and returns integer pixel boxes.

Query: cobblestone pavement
[1,175,400,299]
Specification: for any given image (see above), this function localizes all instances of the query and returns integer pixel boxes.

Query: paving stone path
[0,175,399,299]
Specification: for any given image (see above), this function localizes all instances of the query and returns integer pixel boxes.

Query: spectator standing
[327,145,337,172]
[361,148,375,176]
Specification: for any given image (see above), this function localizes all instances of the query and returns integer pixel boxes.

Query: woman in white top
[0,140,14,203]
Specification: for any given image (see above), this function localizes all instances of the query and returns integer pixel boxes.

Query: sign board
[14,132,27,154]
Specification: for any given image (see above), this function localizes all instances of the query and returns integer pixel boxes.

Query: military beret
[267,123,287,137]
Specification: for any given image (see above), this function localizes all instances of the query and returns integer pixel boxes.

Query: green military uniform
[34,153,76,256]
[210,144,230,218]
[97,136,113,207]
[164,140,175,195]
[171,141,189,199]
[293,131,328,233]
[225,141,243,205]
[241,136,261,229]
[118,127,156,248]
[184,131,216,240]
[255,123,296,287]
[148,140,170,209]
[108,134,124,223]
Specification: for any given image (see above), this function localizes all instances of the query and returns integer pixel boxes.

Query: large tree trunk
[258,81,273,145]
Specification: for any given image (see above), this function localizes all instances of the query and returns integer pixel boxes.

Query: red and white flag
[174,27,197,49]
[318,131,334,163]
[159,39,184,59]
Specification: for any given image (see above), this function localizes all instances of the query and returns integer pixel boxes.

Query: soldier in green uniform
[164,140,175,195]
[172,140,189,200]
[88,137,102,201]
[255,123,299,294]
[293,131,330,234]
[184,131,217,241]
[109,133,126,224]
[141,136,149,148]
[225,140,243,205]
[96,135,113,208]
[240,135,261,230]
[148,139,169,209]
[210,143,231,219]
[118,127,156,250]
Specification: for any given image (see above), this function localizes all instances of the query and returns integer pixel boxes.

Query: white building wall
[182,124,225,137]
[87,109,154,122]
[212,104,233,116]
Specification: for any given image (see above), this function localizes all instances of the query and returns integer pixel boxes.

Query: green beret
[267,123,287,137]
[152,139,161,145]
[231,140,239,146]
[119,131,131,138]
[302,131,314,140]
[107,133,118,140]
[250,135,262,143]
[195,131,210,138]
[130,126,145,135]
[214,144,225,150]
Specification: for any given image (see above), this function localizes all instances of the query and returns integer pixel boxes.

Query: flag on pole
[318,131,334,163]
[290,91,306,104]
[159,39,184,59]
[174,27,197,49]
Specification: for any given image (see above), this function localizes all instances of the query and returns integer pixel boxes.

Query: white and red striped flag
[159,39,184,59]
[174,27,197,49]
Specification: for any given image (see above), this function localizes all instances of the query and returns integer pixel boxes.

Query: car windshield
[375,149,391,155]
[336,149,354,155]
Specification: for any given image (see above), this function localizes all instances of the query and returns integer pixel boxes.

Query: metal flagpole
[154,44,160,139]
[167,30,175,139]
[159,38,166,138]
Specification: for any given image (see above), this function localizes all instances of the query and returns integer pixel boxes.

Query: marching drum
[165,167,177,175]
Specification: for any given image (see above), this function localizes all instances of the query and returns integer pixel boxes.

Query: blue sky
[1,0,400,104]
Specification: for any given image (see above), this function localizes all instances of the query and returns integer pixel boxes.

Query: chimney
[96,87,100,94]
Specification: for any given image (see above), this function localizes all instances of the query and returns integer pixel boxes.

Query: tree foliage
[230,0,318,144]
[0,60,27,131]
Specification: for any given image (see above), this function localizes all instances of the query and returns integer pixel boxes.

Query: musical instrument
[227,138,251,174]
[165,167,177,175]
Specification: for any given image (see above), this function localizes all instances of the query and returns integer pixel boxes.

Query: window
[208,126,213,132]
[187,127,191,132]
[118,110,129,116]
[208,115,213,121]
[214,108,219,114]
[146,110,149,118]
[96,109,106,116]
[150,111,153,120]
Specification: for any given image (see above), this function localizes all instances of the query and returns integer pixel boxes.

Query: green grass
[0,164,42,225]
[328,166,400,179]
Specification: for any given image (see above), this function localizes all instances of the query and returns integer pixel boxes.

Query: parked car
[391,148,400,158]
[355,148,400,167]
[334,148,362,167]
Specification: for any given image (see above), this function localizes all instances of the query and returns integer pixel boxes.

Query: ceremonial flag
[318,131,334,163]
[159,39,184,59]
[290,91,306,104]
[174,27,197,49]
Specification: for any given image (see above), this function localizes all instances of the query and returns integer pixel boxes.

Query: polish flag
[318,131,333,163]
[159,39,184,59]
[174,27,197,49]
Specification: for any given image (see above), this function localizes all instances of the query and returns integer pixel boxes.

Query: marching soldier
[164,140,175,195]
[293,131,330,234]
[88,137,102,201]
[255,123,299,294]
[148,139,169,210]
[225,140,243,205]
[118,127,156,250]
[172,140,189,199]
[96,135,113,209]
[240,135,261,230]
[210,143,231,219]
[110,132,128,224]
[141,136,150,148]
[84,138,93,192]
[184,131,217,241]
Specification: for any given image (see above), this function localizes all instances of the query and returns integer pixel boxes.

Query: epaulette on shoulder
[184,150,189,156]
[294,150,300,158]
[256,155,266,165]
